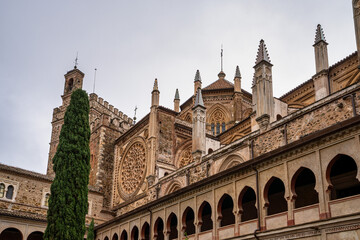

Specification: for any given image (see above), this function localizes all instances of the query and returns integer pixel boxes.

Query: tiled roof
[0,208,47,222]
[203,78,234,90]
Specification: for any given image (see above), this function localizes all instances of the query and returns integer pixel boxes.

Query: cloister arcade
[97,152,360,240]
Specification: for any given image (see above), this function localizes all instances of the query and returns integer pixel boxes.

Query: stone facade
[1,2,360,240]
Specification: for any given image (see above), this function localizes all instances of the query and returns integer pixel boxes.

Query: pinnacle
[235,65,241,78]
[153,78,158,91]
[194,70,202,82]
[174,88,180,100]
[194,88,204,107]
[255,39,271,66]
[314,24,327,44]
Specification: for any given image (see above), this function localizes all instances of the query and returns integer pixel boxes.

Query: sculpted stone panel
[179,146,194,168]
[118,140,147,200]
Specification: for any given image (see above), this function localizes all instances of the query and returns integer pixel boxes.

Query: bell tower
[46,65,85,176]
[61,67,85,106]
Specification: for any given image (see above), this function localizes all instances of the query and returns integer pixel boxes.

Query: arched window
[211,123,215,135]
[198,201,213,232]
[209,108,227,135]
[45,193,50,207]
[6,185,14,199]
[67,78,74,92]
[276,114,282,121]
[328,154,360,200]
[265,177,288,215]
[27,231,44,240]
[131,226,139,240]
[154,218,164,240]
[120,230,128,240]
[0,228,22,240]
[292,168,319,208]
[0,184,5,198]
[238,187,258,222]
[218,194,235,227]
[104,237,109,240]
[222,122,226,132]
[141,222,150,240]
[112,233,119,240]
[167,213,178,240]
[208,148,213,154]
[182,207,195,236]
[216,123,220,135]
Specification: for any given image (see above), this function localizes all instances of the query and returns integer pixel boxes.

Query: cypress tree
[44,89,91,240]
[87,219,95,240]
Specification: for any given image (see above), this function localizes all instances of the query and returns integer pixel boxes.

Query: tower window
[211,124,215,135]
[67,78,74,92]
[5,185,14,200]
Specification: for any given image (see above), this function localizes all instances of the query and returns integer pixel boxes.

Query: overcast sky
[0,1,356,174]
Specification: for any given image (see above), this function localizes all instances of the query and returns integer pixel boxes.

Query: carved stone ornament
[179,146,194,168]
[118,140,147,200]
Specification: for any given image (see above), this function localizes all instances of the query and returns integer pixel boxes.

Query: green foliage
[87,219,95,240]
[44,89,91,240]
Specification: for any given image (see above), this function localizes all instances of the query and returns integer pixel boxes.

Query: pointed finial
[235,65,241,78]
[255,39,271,66]
[194,88,204,107]
[74,52,79,69]
[174,88,180,100]
[221,44,224,72]
[133,105,137,124]
[153,78,158,91]
[194,70,202,82]
[314,24,327,44]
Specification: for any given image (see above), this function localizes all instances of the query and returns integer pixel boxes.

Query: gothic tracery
[119,141,146,199]
[179,147,194,168]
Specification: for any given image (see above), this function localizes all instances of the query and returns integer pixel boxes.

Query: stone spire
[174,88,180,100]
[194,70,202,95]
[255,39,271,66]
[314,24,327,44]
[313,24,330,100]
[233,65,242,122]
[153,78,159,91]
[192,87,206,160]
[252,39,274,132]
[234,65,241,93]
[194,88,204,108]
[151,78,159,107]
[235,65,241,78]
[174,88,180,112]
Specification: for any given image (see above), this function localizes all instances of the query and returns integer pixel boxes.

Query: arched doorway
[0,228,22,240]
[218,194,235,227]
[198,201,213,232]
[327,154,360,200]
[182,207,195,236]
[167,213,178,240]
[291,167,319,208]
[27,231,43,240]
[238,186,258,222]
[265,177,288,215]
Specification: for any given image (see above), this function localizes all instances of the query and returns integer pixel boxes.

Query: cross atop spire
[194,70,202,82]
[74,52,79,69]
[255,39,271,66]
[194,87,204,108]
[314,24,327,44]
[235,65,241,78]
[174,88,180,100]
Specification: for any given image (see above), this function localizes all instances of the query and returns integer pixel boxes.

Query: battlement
[89,93,133,126]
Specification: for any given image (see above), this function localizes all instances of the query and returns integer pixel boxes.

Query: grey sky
[0,1,356,174]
